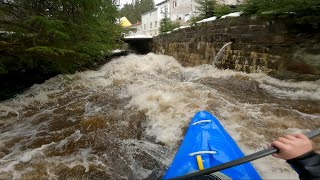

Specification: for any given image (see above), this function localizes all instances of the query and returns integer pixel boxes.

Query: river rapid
[0,53,319,180]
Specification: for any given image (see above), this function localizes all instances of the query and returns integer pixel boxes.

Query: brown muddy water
[0,53,319,180]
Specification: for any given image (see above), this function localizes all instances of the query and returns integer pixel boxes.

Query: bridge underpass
[123,36,153,54]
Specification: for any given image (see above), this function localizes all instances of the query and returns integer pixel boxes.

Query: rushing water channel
[0,53,319,180]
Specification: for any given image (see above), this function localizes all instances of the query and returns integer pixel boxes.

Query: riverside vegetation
[1,0,319,101]
[0,0,122,100]
[192,0,319,25]
[167,0,319,32]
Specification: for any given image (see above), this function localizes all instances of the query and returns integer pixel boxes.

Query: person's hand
[271,134,313,160]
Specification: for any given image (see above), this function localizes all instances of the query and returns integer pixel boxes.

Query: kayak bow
[163,111,261,180]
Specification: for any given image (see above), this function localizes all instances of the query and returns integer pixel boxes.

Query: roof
[155,0,169,6]
[130,22,142,27]
[141,8,158,16]
[132,21,142,25]
[120,17,132,27]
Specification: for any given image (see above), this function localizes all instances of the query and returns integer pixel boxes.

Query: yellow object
[120,17,132,27]
[196,155,204,170]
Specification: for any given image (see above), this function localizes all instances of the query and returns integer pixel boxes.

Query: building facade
[140,0,172,37]
[169,0,198,24]
[139,0,244,36]
[157,0,170,20]
[141,8,160,36]
[141,0,190,37]
[119,17,132,27]
[142,0,198,35]
[126,22,142,37]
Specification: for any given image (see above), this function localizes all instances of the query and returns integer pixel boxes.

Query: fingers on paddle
[272,140,287,150]
[277,137,291,144]
[294,133,308,140]
[272,153,280,158]
[284,135,297,141]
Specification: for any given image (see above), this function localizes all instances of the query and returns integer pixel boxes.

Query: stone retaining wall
[152,16,320,80]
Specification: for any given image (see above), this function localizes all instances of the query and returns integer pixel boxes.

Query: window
[150,22,152,29]
[155,21,157,28]
[173,1,177,8]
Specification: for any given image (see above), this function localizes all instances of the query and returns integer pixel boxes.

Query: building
[141,0,197,36]
[169,0,198,25]
[140,0,171,37]
[140,0,243,36]
[141,8,160,36]
[126,21,143,36]
[157,0,170,20]
[119,17,132,27]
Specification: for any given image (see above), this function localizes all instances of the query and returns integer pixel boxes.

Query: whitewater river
[0,53,319,179]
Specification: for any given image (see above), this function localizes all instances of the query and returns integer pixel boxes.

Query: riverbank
[0,50,132,101]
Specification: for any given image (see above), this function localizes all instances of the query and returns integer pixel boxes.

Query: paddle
[170,128,320,180]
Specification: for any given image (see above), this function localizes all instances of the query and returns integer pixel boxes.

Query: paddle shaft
[171,128,320,180]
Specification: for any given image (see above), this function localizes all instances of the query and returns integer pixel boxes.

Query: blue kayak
[163,111,261,179]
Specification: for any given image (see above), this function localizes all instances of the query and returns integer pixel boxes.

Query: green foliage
[159,6,180,33]
[0,64,6,74]
[214,4,233,17]
[25,46,77,57]
[25,46,91,74]
[195,0,217,19]
[0,0,123,78]
[24,16,69,44]
[160,17,180,33]
[241,0,320,25]
[195,0,236,19]
[119,0,154,23]
[189,16,202,25]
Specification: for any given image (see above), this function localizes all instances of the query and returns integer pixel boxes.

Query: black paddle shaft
[170,128,320,180]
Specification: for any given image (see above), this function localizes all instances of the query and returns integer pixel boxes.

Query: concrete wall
[153,16,320,80]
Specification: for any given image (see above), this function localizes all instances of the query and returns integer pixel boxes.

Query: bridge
[123,35,153,54]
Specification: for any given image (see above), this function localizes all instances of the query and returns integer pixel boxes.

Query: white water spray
[0,53,319,179]
[213,42,233,65]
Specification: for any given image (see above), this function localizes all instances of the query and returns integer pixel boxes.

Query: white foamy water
[0,53,319,179]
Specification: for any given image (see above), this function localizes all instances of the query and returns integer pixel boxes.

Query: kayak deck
[163,111,261,179]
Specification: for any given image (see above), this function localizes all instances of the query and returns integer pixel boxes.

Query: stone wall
[152,16,320,80]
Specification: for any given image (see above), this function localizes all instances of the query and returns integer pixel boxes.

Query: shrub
[160,18,180,33]
[241,0,320,25]
[214,4,233,17]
